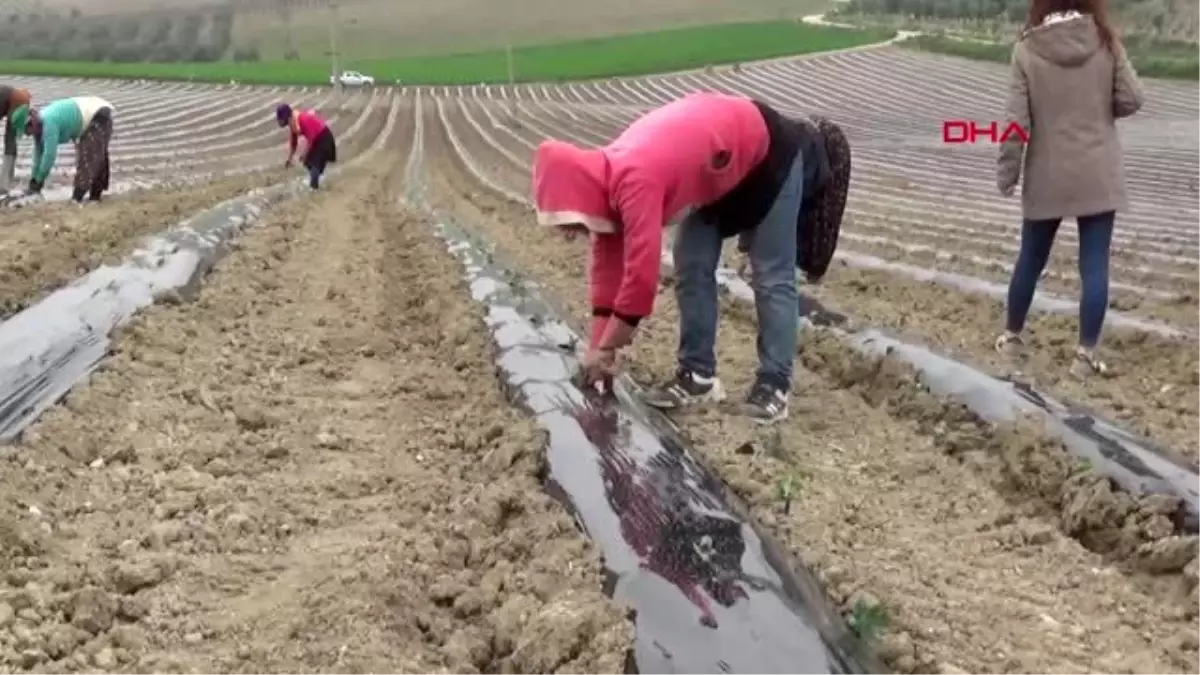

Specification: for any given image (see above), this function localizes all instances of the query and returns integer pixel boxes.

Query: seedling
[776,472,803,514]
[848,598,891,644]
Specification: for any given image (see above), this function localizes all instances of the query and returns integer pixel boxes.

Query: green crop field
[0,20,893,85]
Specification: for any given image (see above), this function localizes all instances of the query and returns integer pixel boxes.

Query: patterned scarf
[797,115,851,281]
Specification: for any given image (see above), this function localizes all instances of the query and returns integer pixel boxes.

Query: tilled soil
[806,263,1200,468]
[0,171,289,320]
[0,118,631,673]
[0,98,399,322]
[834,231,1200,332]
[425,105,1200,674]
[845,205,1200,294]
[172,99,394,181]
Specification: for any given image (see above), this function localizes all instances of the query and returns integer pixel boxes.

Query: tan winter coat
[996,13,1145,220]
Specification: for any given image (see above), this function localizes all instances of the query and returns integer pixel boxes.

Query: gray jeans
[674,154,804,391]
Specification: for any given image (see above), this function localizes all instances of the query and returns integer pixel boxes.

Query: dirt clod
[1135,536,1200,574]
[68,587,117,635]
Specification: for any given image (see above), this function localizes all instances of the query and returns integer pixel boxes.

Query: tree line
[0,8,240,63]
[839,0,1197,40]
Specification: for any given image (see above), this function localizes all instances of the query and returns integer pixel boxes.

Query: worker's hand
[284,158,294,169]
[581,347,619,391]
[598,317,636,350]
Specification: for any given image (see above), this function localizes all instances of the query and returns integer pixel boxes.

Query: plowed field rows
[0,44,1195,674]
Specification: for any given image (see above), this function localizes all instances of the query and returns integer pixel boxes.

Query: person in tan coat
[994,0,1144,378]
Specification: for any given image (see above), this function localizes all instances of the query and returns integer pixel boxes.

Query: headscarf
[532,139,617,234]
[275,103,292,126]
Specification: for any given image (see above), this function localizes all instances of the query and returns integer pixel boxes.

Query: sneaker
[742,379,789,424]
[994,331,1025,357]
[643,369,725,409]
[1068,347,1109,379]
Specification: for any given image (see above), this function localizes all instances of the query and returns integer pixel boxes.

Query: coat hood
[532,139,617,234]
[1022,11,1103,67]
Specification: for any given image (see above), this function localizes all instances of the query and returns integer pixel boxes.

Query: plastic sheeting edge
[0,96,403,443]
[407,92,885,674]
[708,270,1199,532]
[434,216,887,674]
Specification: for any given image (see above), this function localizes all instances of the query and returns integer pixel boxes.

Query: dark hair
[1025,0,1117,51]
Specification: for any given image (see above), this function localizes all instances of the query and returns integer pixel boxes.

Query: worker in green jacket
[12,95,115,203]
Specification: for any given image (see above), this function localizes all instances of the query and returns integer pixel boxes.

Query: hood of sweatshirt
[1023,11,1103,67]
[532,139,618,234]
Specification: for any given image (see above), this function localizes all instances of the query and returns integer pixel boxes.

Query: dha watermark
[942,120,1030,144]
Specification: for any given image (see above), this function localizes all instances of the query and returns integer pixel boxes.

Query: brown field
[227,0,830,60]
[0,37,1195,675]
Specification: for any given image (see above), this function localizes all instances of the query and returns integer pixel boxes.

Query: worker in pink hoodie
[534,93,851,424]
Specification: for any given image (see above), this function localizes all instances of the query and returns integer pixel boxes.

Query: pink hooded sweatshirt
[533,92,769,346]
[288,110,328,157]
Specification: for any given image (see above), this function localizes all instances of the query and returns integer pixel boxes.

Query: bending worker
[0,85,31,190]
[13,95,115,203]
[533,92,851,424]
[276,103,337,190]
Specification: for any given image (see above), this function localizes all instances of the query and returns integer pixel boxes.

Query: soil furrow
[0,100,396,323]
[805,264,1200,466]
[835,232,1199,331]
[0,172,289,320]
[845,211,1200,294]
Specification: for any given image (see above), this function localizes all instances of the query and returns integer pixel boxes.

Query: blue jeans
[1006,211,1114,348]
[675,155,804,391]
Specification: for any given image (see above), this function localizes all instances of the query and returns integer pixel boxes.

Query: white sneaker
[1068,347,1109,379]
[994,331,1025,357]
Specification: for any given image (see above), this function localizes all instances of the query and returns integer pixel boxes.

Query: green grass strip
[899,34,1198,80]
[0,21,895,85]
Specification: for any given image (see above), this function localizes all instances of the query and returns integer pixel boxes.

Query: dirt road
[0,117,630,673]
[424,101,1200,674]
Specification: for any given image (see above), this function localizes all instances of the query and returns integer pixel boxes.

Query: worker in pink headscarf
[276,103,337,190]
[533,92,850,424]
